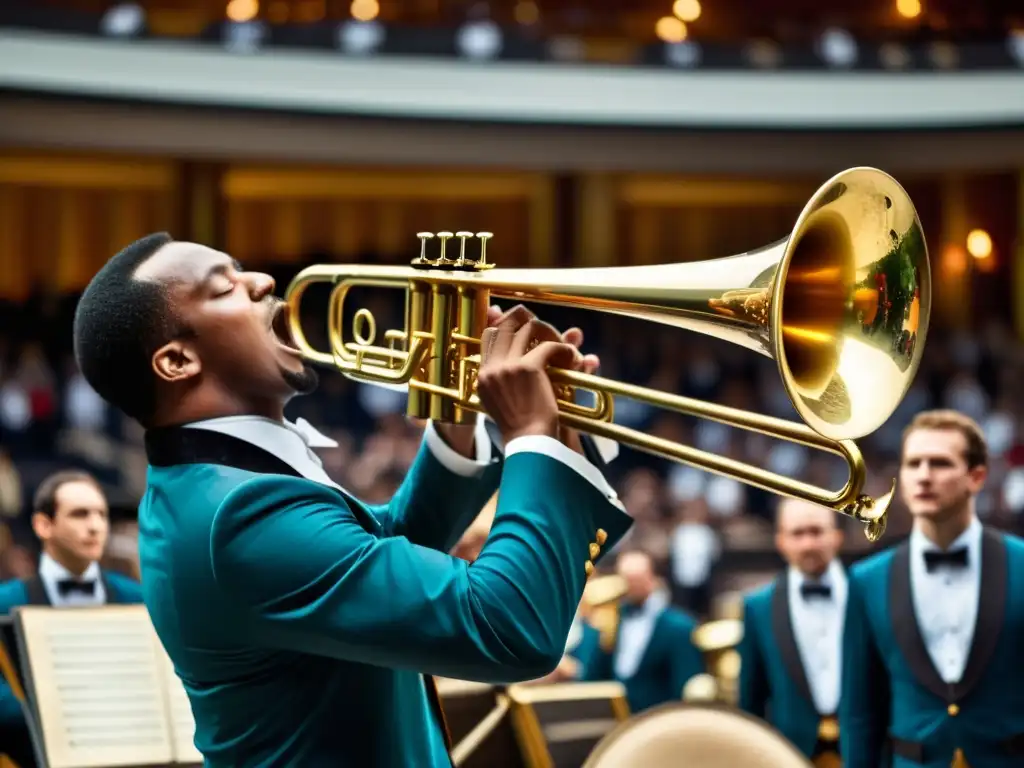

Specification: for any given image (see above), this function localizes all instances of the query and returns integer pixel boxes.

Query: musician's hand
[477,305,581,444]
[484,305,598,454]
[557,327,598,456]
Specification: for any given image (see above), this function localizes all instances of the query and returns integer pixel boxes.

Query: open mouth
[269,302,303,355]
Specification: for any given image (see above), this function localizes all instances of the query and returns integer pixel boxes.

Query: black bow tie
[923,547,969,573]
[57,579,96,597]
[800,582,832,600]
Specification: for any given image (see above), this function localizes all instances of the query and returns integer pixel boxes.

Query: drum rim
[582,700,813,768]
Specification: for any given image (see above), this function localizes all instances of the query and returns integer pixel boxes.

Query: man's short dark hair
[902,409,989,469]
[33,470,103,519]
[73,232,183,426]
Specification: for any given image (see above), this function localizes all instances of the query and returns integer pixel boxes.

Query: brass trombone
[284,167,930,542]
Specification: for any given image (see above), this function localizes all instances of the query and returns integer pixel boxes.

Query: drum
[583,702,814,768]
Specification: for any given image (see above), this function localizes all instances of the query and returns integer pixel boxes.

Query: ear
[152,340,201,384]
[31,512,53,542]
[967,463,988,494]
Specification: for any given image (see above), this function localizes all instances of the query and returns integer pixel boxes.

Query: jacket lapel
[955,528,1006,701]
[100,571,117,604]
[145,426,379,534]
[770,572,815,709]
[633,611,667,676]
[22,576,51,606]
[889,540,948,700]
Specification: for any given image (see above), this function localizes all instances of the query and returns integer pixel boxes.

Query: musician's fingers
[489,305,535,359]
[511,317,563,358]
[487,304,503,327]
[561,327,584,349]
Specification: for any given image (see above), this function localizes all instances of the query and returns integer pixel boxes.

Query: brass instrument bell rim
[582,574,628,608]
[769,165,932,443]
[691,619,744,652]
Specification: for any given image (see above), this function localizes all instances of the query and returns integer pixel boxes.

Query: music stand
[505,682,629,768]
[437,678,525,768]
[1,613,47,768]
[10,604,202,768]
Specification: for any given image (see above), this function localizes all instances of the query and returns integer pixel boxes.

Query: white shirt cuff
[504,434,625,511]
[423,415,493,477]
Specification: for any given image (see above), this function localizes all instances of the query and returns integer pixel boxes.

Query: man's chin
[282,362,319,395]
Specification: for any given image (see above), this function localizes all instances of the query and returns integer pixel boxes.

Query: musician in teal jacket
[0,470,142,768]
[71,233,633,768]
[840,410,1024,768]
[578,549,704,712]
[738,498,846,762]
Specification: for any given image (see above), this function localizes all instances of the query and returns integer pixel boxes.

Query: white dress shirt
[187,415,623,510]
[39,552,106,607]
[613,588,669,680]
[910,517,982,684]
[788,560,846,715]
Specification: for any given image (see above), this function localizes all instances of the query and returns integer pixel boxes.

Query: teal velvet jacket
[138,425,632,768]
[0,571,142,728]
[578,600,704,713]
[738,572,831,758]
[840,528,1024,768]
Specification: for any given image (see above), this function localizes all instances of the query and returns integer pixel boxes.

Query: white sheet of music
[17,605,175,768]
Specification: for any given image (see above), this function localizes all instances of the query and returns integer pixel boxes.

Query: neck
[43,547,92,577]
[800,561,831,580]
[152,389,286,428]
[915,506,975,550]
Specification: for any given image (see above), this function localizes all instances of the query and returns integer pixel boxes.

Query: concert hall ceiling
[31,0,1023,43]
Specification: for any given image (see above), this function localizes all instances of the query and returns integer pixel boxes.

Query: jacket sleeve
[210,439,633,684]
[839,572,890,768]
[737,598,769,719]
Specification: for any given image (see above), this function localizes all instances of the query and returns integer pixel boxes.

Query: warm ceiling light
[656,16,687,43]
[514,1,539,25]
[226,0,258,23]
[966,229,992,259]
[896,0,921,19]
[350,0,379,22]
[673,0,701,23]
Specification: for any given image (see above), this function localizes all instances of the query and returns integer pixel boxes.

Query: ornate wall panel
[221,166,556,268]
[0,153,178,300]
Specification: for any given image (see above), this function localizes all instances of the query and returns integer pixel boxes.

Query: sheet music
[153,636,203,764]
[17,605,175,768]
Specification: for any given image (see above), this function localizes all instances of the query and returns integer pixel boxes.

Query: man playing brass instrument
[737,498,846,766]
[841,410,1024,768]
[573,549,705,712]
[71,234,634,768]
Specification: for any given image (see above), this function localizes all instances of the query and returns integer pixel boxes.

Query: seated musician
[575,548,705,712]
[737,497,845,765]
[0,470,142,768]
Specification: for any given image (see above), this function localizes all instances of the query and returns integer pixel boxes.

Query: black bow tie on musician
[57,579,97,596]
[922,546,968,573]
[800,582,832,600]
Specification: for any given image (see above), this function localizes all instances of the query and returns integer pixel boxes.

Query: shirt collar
[186,415,336,464]
[623,587,670,620]
[910,515,982,559]
[789,558,845,589]
[38,552,100,584]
